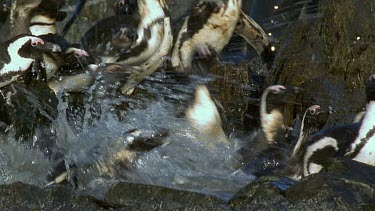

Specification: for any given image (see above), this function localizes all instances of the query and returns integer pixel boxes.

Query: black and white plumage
[171,0,242,71]
[291,105,330,157]
[280,74,375,180]
[0,35,48,88]
[80,0,172,94]
[345,74,375,166]
[29,0,66,36]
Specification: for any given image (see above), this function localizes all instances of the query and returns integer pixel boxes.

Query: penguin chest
[303,137,339,176]
[178,0,241,68]
[30,15,58,36]
[193,7,239,49]
[0,56,34,76]
[0,57,34,88]
[347,102,375,165]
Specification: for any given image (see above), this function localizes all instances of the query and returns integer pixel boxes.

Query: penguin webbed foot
[45,159,78,188]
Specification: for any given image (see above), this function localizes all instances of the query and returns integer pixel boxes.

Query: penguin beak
[30,37,44,47]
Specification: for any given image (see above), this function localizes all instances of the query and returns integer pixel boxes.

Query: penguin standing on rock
[291,105,330,158]
[345,74,375,166]
[279,74,375,180]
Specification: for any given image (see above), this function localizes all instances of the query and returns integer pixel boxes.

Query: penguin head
[303,105,330,134]
[7,35,46,59]
[115,0,138,15]
[265,85,299,113]
[366,74,375,103]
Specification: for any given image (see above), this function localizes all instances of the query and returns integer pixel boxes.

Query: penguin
[80,14,140,64]
[81,0,169,65]
[171,0,242,71]
[279,74,375,180]
[185,85,229,147]
[120,15,173,94]
[29,0,66,36]
[115,0,138,15]
[80,0,172,95]
[0,34,50,88]
[36,34,89,81]
[234,10,274,63]
[291,105,330,157]
[45,128,168,187]
[345,74,375,166]
[237,85,299,175]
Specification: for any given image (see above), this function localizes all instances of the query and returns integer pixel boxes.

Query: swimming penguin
[46,128,168,187]
[171,0,242,71]
[0,34,51,88]
[185,85,229,147]
[237,85,299,175]
[279,74,374,180]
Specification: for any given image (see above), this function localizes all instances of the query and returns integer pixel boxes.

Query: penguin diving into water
[185,85,229,147]
[237,85,299,176]
[46,128,169,187]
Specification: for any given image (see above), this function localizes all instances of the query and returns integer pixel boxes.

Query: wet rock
[208,62,252,132]
[273,0,375,125]
[229,176,291,210]
[0,182,121,210]
[229,158,375,210]
[105,182,229,210]
[286,158,375,209]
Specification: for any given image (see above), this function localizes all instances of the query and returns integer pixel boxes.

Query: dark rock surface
[273,0,375,125]
[1,158,375,210]
[105,182,229,210]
